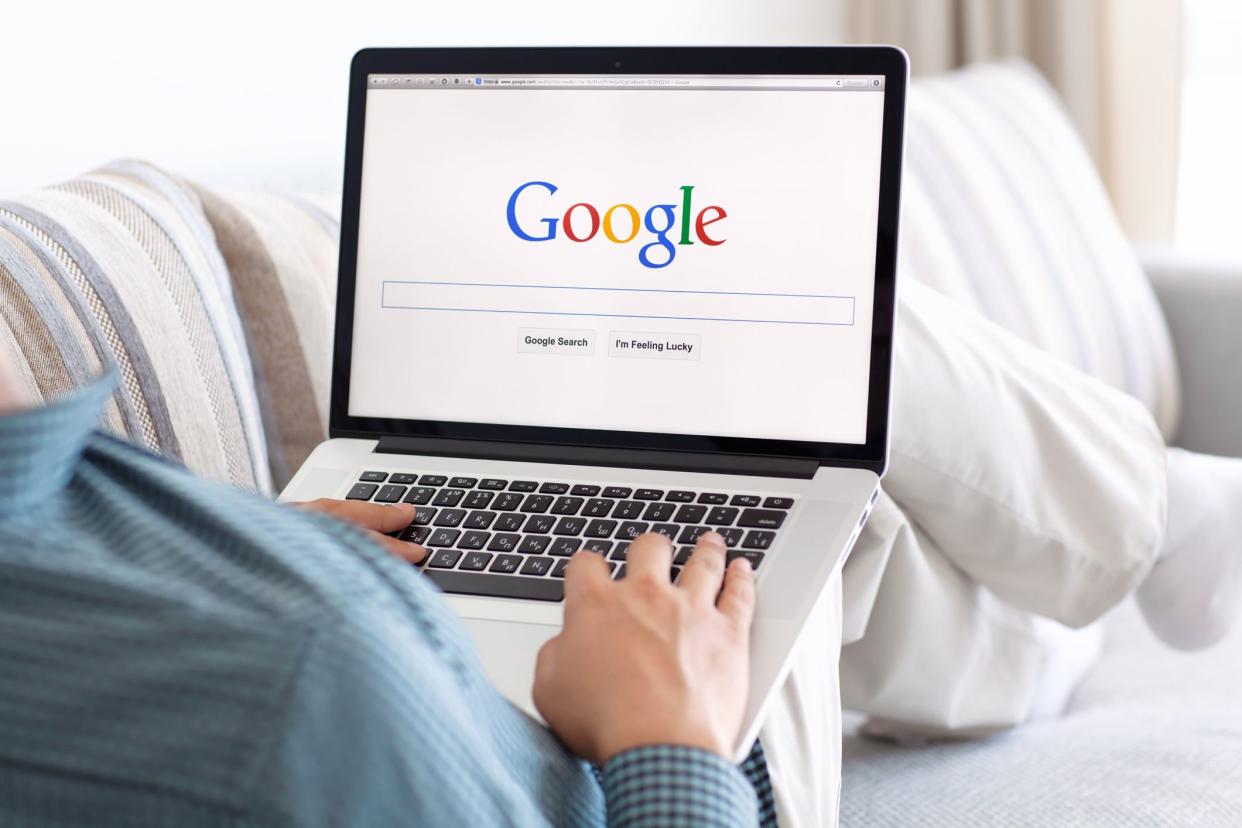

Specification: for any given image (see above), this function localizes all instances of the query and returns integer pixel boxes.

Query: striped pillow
[192,188,339,488]
[904,62,1181,437]
[0,160,272,493]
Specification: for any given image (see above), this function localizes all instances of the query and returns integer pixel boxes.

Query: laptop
[279,46,907,761]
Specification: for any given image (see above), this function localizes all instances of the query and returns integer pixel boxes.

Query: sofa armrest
[1137,245,1242,457]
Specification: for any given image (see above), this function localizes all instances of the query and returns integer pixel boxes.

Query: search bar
[381,281,855,326]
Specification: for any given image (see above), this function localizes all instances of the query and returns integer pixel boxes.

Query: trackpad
[462,617,558,721]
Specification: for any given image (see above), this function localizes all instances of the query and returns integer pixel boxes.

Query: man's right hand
[532,531,755,765]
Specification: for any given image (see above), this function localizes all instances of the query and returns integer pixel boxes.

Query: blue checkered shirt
[0,378,777,827]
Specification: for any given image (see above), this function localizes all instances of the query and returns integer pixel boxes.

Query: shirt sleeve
[600,745,762,828]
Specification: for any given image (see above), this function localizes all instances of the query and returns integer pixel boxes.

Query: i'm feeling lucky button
[608,331,701,361]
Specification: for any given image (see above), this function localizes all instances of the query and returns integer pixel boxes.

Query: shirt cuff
[600,744,759,828]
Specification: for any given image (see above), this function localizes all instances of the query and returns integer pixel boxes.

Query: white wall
[0,0,844,195]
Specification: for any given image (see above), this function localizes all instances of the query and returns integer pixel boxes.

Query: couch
[1,61,1239,824]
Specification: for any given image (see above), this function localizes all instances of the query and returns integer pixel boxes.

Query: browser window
[349,73,885,444]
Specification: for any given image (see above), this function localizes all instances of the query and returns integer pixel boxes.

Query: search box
[381,281,855,326]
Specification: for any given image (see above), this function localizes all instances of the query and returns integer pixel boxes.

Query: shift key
[737,508,786,529]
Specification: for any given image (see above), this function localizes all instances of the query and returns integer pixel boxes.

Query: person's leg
[840,493,1104,735]
[759,574,844,827]
[839,280,1169,733]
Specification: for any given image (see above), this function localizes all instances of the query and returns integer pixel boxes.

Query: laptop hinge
[373,436,819,479]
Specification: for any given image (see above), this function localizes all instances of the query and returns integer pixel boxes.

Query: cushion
[193,188,339,489]
[902,62,1181,437]
[0,160,271,492]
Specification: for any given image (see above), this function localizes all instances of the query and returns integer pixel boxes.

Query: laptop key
[551,496,584,515]
[509,480,538,492]
[518,535,552,554]
[464,511,496,530]
[742,530,776,550]
[650,523,678,540]
[374,485,407,503]
[427,529,461,547]
[462,490,495,509]
[553,517,587,536]
[718,528,744,547]
[674,546,695,565]
[479,478,508,490]
[673,505,708,524]
[458,530,490,550]
[730,494,761,507]
[612,500,644,520]
[460,551,492,571]
[524,515,555,535]
[520,556,554,576]
[706,506,739,525]
[433,488,466,507]
[616,521,649,540]
[610,542,630,561]
[359,471,387,483]
[520,495,554,514]
[738,509,786,530]
[582,539,612,555]
[449,477,478,489]
[425,569,563,602]
[583,498,614,518]
[539,482,569,494]
[412,507,437,525]
[389,473,418,485]
[677,525,710,544]
[665,490,695,502]
[427,550,462,569]
[399,525,431,544]
[493,513,524,532]
[551,559,570,578]
[585,519,616,538]
[642,502,675,521]
[548,538,580,557]
[571,484,600,497]
[346,483,378,501]
[602,486,632,498]
[487,533,521,552]
[419,475,448,487]
[634,488,663,500]
[493,492,524,511]
[433,508,467,528]
[763,497,795,510]
[402,487,435,505]
[727,550,765,570]
[488,554,523,574]
[697,492,729,505]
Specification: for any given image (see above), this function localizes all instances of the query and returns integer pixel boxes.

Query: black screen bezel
[330,46,906,475]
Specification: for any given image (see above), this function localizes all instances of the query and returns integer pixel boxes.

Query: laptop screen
[348,72,886,445]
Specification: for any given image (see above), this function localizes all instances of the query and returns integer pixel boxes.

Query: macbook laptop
[279,46,907,761]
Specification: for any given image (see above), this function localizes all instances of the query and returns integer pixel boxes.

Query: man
[0,367,773,826]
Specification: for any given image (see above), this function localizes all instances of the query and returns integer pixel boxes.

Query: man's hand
[532,530,755,765]
[294,499,427,565]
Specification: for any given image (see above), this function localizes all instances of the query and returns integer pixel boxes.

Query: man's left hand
[294,499,427,565]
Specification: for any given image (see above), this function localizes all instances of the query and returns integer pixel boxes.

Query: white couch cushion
[903,62,1181,437]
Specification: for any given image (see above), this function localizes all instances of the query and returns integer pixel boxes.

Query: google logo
[505,181,727,269]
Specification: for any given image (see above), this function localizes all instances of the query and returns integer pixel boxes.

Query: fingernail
[393,503,417,513]
[734,557,752,572]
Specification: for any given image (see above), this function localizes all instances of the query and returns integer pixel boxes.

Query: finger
[370,531,428,564]
[626,531,673,583]
[677,531,728,604]
[300,499,418,533]
[564,549,611,608]
[717,556,756,633]
[531,637,560,719]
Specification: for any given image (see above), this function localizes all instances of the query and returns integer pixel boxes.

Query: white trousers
[760,280,1169,824]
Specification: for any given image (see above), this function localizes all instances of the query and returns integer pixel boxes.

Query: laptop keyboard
[345,471,795,602]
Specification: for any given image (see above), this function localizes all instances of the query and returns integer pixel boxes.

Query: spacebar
[424,570,565,602]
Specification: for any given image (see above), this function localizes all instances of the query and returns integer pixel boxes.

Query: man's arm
[535,531,764,827]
